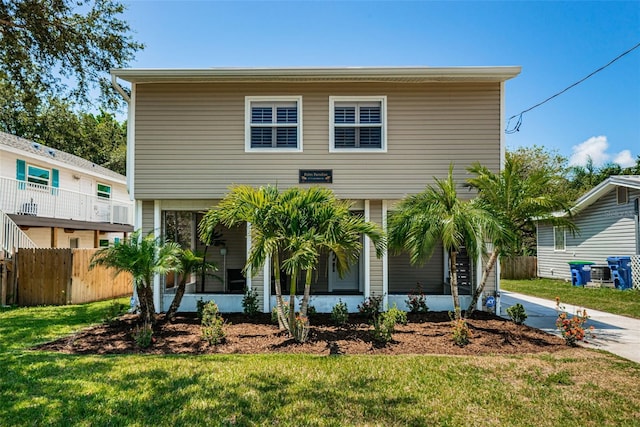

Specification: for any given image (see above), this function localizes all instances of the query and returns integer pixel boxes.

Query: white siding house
[537,176,640,284]
[0,132,134,251]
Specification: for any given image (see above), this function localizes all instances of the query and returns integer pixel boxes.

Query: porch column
[153,200,161,313]
[263,256,271,313]
[382,200,388,310]
[364,200,371,299]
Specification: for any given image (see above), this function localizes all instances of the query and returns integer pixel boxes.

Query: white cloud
[568,136,609,167]
[613,150,636,168]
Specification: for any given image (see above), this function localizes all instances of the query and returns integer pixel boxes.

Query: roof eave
[110,66,522,84]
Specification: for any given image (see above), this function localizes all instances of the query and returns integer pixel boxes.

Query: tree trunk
[288,268,298,335]
[137,283,156,325]
[272,252,288,331]
[466,249,499,316]
[165,278,187,321]
[300,268,313,316]
[449,250,462,320]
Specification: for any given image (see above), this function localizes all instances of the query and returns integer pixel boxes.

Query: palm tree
[90,230,182,324]
[165,249,220,321]
[465,154,576,314]
[388,165,500,320]
[200,185,385,340]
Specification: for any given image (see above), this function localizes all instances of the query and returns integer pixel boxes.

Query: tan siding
[369,201,384,297]
[141,201,154,234]
[134,82,500,200]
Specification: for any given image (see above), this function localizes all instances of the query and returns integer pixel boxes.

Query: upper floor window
[97,183,111,199]
[245,96,302,152]
[330,96,387,152]
[27,164,51,187]
[553,226,566,251]
[617,186,628,205]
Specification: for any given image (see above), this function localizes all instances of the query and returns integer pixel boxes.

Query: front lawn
[1,300,639,426]
[501,278,640,319]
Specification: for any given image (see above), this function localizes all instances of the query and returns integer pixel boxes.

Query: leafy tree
[388,165,501,320]
[90,231,182,325]
[569,156,640,196]
[0,0,143,110]
[165,249,219,321]
[200,185,384,341]
[465,154,576,314]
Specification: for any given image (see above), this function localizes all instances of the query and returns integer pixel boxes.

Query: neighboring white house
[0,131,134,251]
[537,175,640,285]
[111,66,521,313]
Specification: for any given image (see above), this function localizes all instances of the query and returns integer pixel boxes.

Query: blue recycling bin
[607,256,633,290]
[568,261,594,286]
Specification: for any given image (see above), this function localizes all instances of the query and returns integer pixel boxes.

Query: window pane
[335,106,356,124]
[276,107,297,124]
[27,166,50,185]
[335,128,356,148]
[97,184,111,199]
[251,127,273,147]
[276,127,297,147]
[251,107,273,123]
[360,106,381,124]
[359,127,382,148]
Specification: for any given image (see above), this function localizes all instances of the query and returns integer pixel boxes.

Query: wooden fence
[500,256,538,280]
[16,248,132,306]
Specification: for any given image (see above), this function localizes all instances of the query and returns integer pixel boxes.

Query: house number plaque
[299,169,333,184]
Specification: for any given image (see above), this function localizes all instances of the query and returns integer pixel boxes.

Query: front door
[329,252,360,292]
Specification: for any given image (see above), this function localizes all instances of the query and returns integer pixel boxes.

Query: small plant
[201,300,226,345]
[292,314,310,343]
[242,287,260,317]
[331,299,349,326]
[196,298,206,319]
[451,317,471,347]
[103,300,127,324]
[306,305,317,319]
[506,303,528,325]
[358,294,383,319]
[371,304,407,344]
[133,322,153,348]
[555,297,593,347]
[406,284,429,313]
[271,302,290,325]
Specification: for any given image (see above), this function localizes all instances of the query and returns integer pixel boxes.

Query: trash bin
[568,261,595,286]
[607,256,633,290]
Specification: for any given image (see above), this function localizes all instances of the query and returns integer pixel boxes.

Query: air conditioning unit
[113,206,129,224]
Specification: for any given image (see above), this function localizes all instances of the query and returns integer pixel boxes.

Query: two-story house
[0,131,134,251]
[111,66,520,314]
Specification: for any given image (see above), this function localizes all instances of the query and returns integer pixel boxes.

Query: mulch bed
[35,311,569,356]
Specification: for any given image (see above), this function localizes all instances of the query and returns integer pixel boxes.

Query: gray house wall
[537,187,640,280]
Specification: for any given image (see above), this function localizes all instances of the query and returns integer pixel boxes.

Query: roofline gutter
[111,74,130,103]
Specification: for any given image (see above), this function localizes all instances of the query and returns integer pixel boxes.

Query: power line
[505,41,640,134]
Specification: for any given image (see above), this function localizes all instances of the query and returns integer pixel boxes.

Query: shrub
[201,300,226,346]
[196,298,206,319]
[371,304,407,344]
[133,322,153,348]
[242,287,260,317]
[358,294,382,319]
[555,297,593,347]
[271,303,290,325]
[306,305,317,319]
[506,303,528,325]
[406,284,429,313]
[451,318,471,347]
[103,300,127,324]
[292,314,310,343]
[331,300,349,326]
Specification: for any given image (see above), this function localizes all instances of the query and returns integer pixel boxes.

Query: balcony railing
[0,176,133,225]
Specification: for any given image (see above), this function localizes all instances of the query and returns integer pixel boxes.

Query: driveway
[500,290,640,364]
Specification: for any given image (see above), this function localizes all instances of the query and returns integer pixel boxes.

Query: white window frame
[97,182,111,199]
[245,96,303,153]
[329,96,387,153]
[26,164,51,188]
[553,226,566,252]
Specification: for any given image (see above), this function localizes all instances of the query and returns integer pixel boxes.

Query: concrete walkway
[500,290,640,364]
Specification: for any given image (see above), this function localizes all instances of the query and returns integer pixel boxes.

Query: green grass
[502,278,640,319]
[1,300,640,426]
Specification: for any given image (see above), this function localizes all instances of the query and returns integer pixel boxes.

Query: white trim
[127,84,136,200]
[244,96,303,153]
[329,96,387,153]
[364,200,371,298]
[476,244,483,311]
[500,81,506,170]
[382,200,388,310]
[245,222,252,291]
[153,200,161,313]
[96,182,111,199]
[496,255,502,316]
[263,256,271,313]
[135,200,142,230]
[25,163,51,187]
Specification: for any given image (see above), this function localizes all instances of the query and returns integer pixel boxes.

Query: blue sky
[122,0,640,167]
